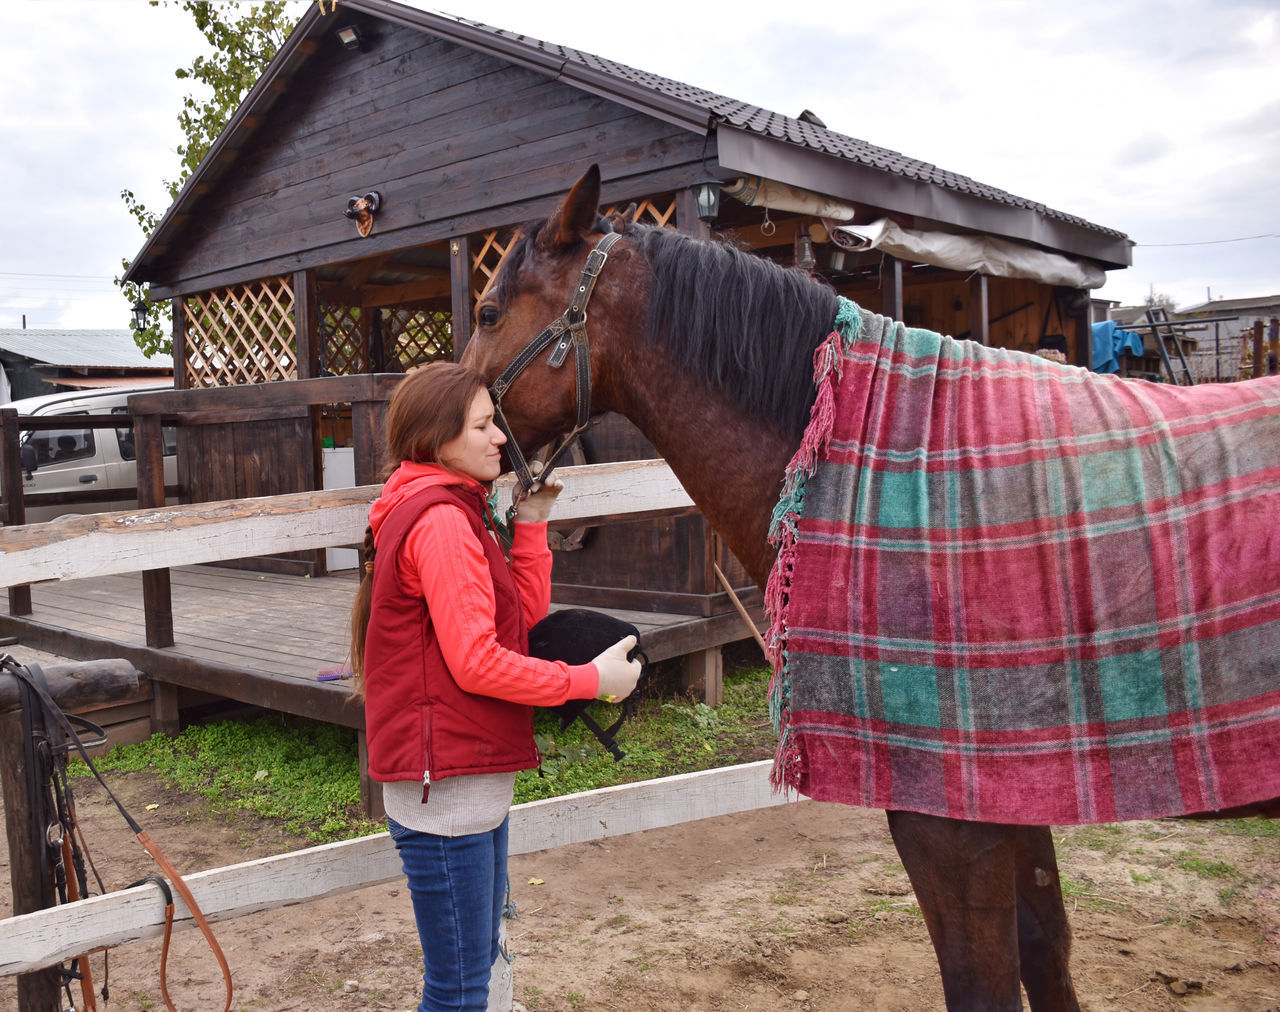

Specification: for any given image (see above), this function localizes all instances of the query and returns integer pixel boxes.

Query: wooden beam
[883,254,904,322]
[127,374,403,416]
[0,706,60,1008]
[0,760,802,977]
[675,189,710,240]
[968,273,989,345]
[0,460,693,589]
[171,296,188,390]
[450,235,473,360]
[329,253,393,291]
[720,217,799,251]
[1,409,31,616]
[293,269,320,380]
[361,276,451,309]
[0,659,143,714]
[135,413,173,649]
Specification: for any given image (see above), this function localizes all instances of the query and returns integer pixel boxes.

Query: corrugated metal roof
[393,6,1126,240]
[0,330,173,369]
[1176,295,1280,315]
[126,1,1130,288]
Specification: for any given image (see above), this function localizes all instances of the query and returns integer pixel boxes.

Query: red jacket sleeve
[508,519,553,628]
[399,503,598,705]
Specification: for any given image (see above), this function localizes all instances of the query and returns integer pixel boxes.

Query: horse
[460,164,1280,1010]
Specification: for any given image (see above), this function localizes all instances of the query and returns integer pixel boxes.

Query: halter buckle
[547,330,575,368]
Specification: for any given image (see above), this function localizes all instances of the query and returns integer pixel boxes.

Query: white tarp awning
[721,174,1106,289]
[827,218,1107,290]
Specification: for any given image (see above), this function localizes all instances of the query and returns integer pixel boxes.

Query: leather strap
[3,657,234,1011]
[489,231,622,507]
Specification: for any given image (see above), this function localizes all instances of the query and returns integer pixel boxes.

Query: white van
[8,385,178,524]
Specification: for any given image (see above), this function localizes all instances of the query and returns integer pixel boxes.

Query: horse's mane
[492,220,840,441]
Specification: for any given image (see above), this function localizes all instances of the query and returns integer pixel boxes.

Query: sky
[2,0,1277,333]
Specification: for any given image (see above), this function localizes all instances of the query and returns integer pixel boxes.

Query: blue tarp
[1091,320,1145,373]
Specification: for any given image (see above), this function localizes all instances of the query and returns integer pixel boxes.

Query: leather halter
[488,230,622,511]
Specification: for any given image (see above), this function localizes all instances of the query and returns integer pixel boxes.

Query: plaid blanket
[765,298,1280,824]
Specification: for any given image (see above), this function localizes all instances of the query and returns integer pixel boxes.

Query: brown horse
[461,165,1279,1010]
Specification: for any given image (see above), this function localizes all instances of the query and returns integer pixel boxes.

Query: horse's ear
[538,165,602,250]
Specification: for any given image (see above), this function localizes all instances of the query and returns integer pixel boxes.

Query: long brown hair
[348,362,490,691]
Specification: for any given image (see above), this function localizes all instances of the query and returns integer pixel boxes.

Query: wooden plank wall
[839,274,1077,360]
[153,19,707,291]
[548,415,754,616]
[179,410,319,575]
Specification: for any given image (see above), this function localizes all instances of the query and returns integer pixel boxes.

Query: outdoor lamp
[691,178,721,222]
[131,299,148,332]
[336,25,363,50]
[796,233,816,270]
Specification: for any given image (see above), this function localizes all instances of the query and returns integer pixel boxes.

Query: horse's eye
[477,305,500,328]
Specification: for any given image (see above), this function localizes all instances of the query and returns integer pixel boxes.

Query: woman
[349,361,641,1012]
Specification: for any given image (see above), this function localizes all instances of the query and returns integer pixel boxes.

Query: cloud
[3,0,1276,323]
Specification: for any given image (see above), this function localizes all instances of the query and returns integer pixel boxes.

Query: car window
[111,407,136,460]
[110,406,178,458]
[24,414,95,466]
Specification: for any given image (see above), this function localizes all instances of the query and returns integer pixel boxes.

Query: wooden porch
[0,563,763,740]
[0,460,764,815]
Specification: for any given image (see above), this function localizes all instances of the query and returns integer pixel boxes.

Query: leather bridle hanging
[487,230,622,515]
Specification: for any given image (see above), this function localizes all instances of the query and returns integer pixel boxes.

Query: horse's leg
[887,811,1023,1011]
[1013,827,1081,1012]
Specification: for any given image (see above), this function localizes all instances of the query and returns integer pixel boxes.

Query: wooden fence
[0,458,799,979]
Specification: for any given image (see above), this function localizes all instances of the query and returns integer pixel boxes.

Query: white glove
[592,634,641,702]
[515,461,563,524]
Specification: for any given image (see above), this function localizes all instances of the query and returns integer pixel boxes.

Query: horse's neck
[611,360,793,590]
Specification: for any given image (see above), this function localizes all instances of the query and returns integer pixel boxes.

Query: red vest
[363,484,538,792]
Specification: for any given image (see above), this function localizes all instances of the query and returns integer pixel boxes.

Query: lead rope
[3,656,234,1012]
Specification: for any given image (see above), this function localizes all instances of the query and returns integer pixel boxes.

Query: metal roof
[1176,294,1280,316]
[126,1,1131,286]
[0,330,173,369]
[369,4,1127,241]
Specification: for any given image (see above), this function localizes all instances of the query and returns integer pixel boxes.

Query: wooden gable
[143,15,707,299]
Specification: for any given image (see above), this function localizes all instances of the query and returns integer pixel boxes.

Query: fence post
[1,660,145,1010]
[1,408,31,616]
[135,413,174,652]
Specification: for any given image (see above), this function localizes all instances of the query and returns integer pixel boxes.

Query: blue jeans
[388,815,510,1012]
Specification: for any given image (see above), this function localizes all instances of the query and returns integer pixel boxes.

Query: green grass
[1174,851,1238,878]
[71,715,371,841]
[1214,817,1280,839]
[70,663,777,843]
[516,666,774,803]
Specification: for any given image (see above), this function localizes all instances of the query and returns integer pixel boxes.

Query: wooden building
[0,329,172,402]
[122,1,1132,683]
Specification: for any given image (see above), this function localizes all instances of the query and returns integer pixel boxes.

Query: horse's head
[461,165,642,467]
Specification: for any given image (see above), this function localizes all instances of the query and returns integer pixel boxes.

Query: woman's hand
[592,634,642,702]
[515,463,563,524]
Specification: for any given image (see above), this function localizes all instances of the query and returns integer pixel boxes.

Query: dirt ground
[1,653,1277,1011]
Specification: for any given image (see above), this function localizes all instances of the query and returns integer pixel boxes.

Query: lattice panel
[467,198,678,310]
[320,303,367,376]
[603,195,677,229]
[383,308,453,368]
[470,228,517,308]
[182,277,296,388]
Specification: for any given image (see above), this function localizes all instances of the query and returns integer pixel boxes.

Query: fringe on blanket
[765,298,862,793]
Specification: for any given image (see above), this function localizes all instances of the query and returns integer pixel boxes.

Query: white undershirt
[382,772,517,837]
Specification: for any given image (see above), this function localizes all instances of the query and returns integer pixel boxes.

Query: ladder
[1145,307,1196,385]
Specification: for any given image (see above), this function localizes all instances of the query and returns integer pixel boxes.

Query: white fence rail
[0,459,693,587]
[0,458,794,978]
[1,761,799,976]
